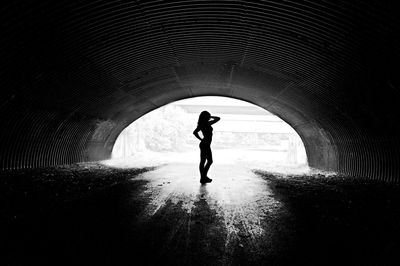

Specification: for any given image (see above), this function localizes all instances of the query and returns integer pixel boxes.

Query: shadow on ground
[255,170,400,266]
[1,163,400,265]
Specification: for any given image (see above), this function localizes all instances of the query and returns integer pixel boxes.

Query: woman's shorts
[199,141,212,160]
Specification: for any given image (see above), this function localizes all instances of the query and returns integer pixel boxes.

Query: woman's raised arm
[209,116,220,125]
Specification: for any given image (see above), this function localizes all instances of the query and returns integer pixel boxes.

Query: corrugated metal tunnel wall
[1,1,399,181]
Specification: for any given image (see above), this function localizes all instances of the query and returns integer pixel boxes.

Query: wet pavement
[2,163,400,265]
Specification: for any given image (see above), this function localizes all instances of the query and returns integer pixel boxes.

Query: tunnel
[1,1,400,265]
[0,0,399,180]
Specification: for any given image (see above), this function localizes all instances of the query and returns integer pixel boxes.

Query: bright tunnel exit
[106,96,308,173]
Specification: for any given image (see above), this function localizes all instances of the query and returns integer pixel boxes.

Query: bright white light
[106,96,308,173]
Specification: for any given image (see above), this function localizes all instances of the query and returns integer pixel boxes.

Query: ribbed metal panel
[0,1,399,181]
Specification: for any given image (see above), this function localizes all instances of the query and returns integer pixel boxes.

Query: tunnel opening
[105,96,308,174]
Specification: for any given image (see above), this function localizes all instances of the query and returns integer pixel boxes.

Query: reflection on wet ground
[2,162,400,265]
[136,163,284,250]
[124,163,296,265]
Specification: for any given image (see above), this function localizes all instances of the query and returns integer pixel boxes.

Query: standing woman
[193,111,220,183]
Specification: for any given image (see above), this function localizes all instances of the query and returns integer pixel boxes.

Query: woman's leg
[199,143,212,182]
[203,148,213,178]
[199,157,206,178]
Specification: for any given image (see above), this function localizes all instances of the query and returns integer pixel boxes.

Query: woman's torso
[201,124,213,143]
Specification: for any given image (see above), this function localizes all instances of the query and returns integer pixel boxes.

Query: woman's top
[200,123,213,143]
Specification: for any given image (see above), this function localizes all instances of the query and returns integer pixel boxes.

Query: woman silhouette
[193,111,220,183]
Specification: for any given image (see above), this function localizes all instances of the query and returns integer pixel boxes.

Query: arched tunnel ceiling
[1,1,400,181]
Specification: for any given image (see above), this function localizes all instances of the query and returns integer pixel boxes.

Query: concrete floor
[1,163,400,265]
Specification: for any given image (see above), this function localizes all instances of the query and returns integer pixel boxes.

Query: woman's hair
[198,111,211,127]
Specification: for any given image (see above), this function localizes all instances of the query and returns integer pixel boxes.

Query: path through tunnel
[1,1,400,265]
[2,159,400,265]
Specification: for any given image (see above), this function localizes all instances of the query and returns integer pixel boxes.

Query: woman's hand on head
[209,116,220,124]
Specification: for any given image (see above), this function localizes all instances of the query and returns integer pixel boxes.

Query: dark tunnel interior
[0,1,400,180]
[1,1,400,180]
[1,1,400,265]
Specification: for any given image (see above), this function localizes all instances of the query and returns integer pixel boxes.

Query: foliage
[130,105,193,152]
